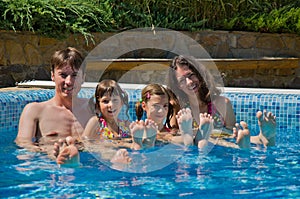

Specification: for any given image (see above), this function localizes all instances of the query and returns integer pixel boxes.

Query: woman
[168,55,236,131]
[167,55,277,149]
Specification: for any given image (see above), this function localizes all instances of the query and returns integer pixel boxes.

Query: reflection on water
[1,132,300,198]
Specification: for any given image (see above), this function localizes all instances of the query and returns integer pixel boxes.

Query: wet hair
[50,47,85,72]
[95,79,129,119]
[135,83,175,128]
[168,55,220,107]
[165,87,180,129]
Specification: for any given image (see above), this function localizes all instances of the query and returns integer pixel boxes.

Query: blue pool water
[0,87,299,198]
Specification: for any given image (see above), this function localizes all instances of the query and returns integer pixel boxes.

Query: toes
[186,108,191,114]
[53,143,60,157]
[235,123,240,129]
[118,149,126,156]
[66,136,75,145]
[232,127,237,137]
[239,121,248,129]
[267,112,276,120]
[256,110,263,119]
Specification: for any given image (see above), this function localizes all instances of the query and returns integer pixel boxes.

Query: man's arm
[15,103,42,151]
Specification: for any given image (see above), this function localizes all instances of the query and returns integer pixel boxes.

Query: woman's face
[175,64,200,97]
[142,94,169,125]
[99,93,123,121]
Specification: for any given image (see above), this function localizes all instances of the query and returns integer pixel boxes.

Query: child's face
[99,93,123,121]
[143,94,169,125]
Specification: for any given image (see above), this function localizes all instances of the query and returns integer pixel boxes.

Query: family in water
[15,47,277,168]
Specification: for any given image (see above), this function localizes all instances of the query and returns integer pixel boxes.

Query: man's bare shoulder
[22,99,54,115]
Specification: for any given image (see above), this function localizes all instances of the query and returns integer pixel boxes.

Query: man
[15,47,94,154]
[16,47,131,166]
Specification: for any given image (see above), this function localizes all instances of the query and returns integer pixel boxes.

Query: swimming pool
[0,86,299,198]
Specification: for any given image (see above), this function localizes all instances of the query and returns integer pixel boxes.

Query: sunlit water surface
[1,128,299,198]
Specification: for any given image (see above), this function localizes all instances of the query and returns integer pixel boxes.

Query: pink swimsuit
[208,102,226,128]
[191,102,226,128]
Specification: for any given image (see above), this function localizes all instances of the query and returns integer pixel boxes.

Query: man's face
[51,64,84,99]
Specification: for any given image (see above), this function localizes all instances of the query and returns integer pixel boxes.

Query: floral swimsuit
[98,116,130,139]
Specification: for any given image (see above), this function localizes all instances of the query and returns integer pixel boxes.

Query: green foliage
[223,5,300,34]
[0,0,300,41]
[0,0,114,43]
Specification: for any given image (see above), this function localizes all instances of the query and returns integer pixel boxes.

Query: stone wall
[0,30,299,88]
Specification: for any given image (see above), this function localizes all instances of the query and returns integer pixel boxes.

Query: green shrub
[0,0,299,42]
[0,0,114,43]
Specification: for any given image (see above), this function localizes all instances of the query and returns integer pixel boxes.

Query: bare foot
[176,108,193,146]
[129,121,145,150]
[256,110,276,147]
[110,148,132,164]
[233,121,250,149]
[143,119,158,148]
[195,113,213,149]
[53,138,64,158]
[55,136,80,167]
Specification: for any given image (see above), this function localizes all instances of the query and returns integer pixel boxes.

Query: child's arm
[82,116,99,140]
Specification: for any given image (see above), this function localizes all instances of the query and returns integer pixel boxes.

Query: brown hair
[50,47,85,72]
[135,83,176,128]
[95,79,129,119]
[168,55,220,107]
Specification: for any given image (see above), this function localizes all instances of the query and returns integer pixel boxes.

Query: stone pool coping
[5,80,300,95]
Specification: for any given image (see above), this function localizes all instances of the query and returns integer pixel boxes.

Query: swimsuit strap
[208,102,226,128]
[163,126,171,132]
[207,102,213,115]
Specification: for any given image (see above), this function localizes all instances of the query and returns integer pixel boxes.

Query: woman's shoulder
[214,95,231,104]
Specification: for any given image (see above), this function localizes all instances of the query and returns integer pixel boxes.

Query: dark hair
[51,47,85,72]
[168,55,220,107]
[135,83,175,128]
[95,79,129,119]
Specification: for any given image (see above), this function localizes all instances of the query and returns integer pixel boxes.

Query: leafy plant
[1,0,113,43]
[0,0,299,40]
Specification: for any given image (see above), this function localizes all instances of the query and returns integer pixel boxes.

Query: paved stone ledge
[85,57,299,70]
[84,57,299,88]
[7,81,300,95]
[0,30,299,88]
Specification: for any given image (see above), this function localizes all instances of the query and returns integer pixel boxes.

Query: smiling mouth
[108,109,117,114]
[187,83,198,91]
[155,115,166,119]
[63,87,73,92]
